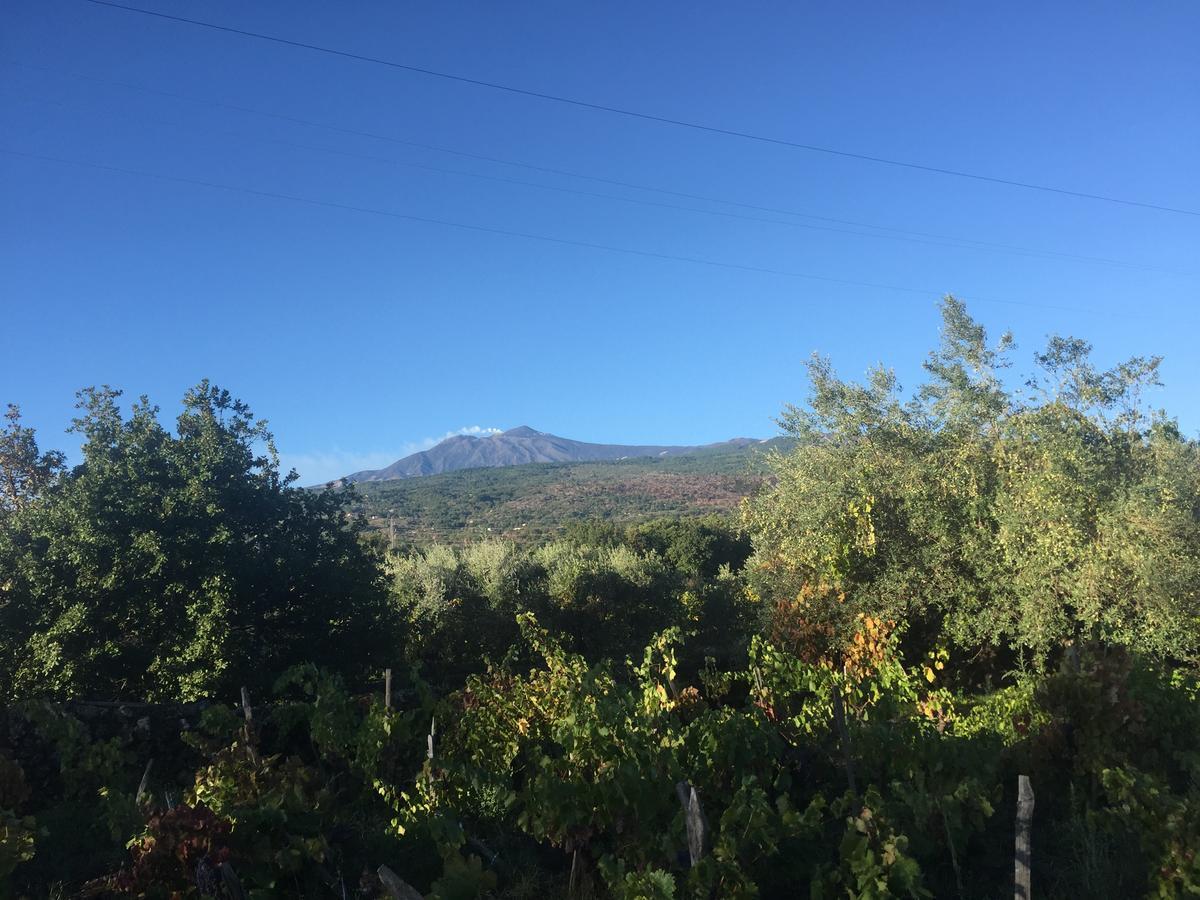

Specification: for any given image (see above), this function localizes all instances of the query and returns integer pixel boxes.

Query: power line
[80,0,1199,218]
[0,146,1074,312]
[5,63,1174,275]
[8,93,1166,274]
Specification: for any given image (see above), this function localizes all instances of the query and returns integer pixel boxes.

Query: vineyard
[4,299,1200,897]
[4,619,1199,898]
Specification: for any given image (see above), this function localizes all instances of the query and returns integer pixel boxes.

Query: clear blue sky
[3,1,1198,483]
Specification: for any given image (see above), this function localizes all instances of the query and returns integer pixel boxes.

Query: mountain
[346,437,795,545]
[341,426,764,483]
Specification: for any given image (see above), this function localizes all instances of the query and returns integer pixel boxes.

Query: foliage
[1100,766,1200,896]
[0,404,64,518]
[5,302,1200,897]
[812,789,928,899]
[6,624,1200,898]
[346,444,786,546]
[111,803,233,897]
[0,754,36,891]
[396,615,1001,897]
[742,295,1199,667]
[388,521,754,681]
[0,382,395,701]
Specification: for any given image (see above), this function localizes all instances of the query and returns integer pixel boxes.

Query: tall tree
[0,404,64,516]
[0,382,396,701]
[743,296,1200,667]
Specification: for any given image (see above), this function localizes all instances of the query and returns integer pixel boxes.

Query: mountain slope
[342,426,761,482]
[347,437,794,545]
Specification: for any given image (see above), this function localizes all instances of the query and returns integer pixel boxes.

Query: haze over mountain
[340,426,763,483]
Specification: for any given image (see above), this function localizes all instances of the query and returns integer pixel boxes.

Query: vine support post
[377,865,422,900]
[384,668,393,711]
[135,757,154,807]
[219,862,248,900]
[1014,774,1034,899]
[240,686,258,764]
[675,781,709,867]
[831,671,857,798]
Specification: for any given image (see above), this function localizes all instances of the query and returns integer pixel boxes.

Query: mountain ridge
[347,437,794,545]
[340,427,765,483]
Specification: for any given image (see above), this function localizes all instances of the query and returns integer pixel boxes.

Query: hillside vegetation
[349,442,788,546]
[341,426,764,482]
[2,298,1200,898]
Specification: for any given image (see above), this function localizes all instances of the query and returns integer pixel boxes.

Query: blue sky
[3,1,1198,483]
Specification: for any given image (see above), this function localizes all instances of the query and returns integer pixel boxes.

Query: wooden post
[240,687,258,764]
[1014,775,1034,900]
[675,781,708,867]
[384,668,393,711]
[377,865,423,900]
[831,686,857,798]
[427,715,436,760]
[136,758,154,806]
[466,836,499,867]
[219,862,248,900]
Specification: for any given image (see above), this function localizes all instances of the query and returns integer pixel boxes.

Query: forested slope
[347,440,790,545]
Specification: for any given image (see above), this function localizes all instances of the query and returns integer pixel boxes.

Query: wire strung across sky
[0,146,1077,313]
[80,0,1199,218]
[5,63,1177,277]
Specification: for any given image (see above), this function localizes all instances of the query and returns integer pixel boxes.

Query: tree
[743,296,1200,668]
[0,382,396,701]
[0,404,64,517]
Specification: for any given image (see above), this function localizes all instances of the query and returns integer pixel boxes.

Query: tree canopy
[5,310,1200,897]
[743,296,1200,666]
[0,382,394,701]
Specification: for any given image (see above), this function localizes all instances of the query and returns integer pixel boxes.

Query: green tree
[743,296,1200,667]
[388,541,525,680]
[0,404,64,517]
[0,382,396,701]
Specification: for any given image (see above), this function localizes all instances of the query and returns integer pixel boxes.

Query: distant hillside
[346,437,793,545]
[341,426,763,482]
